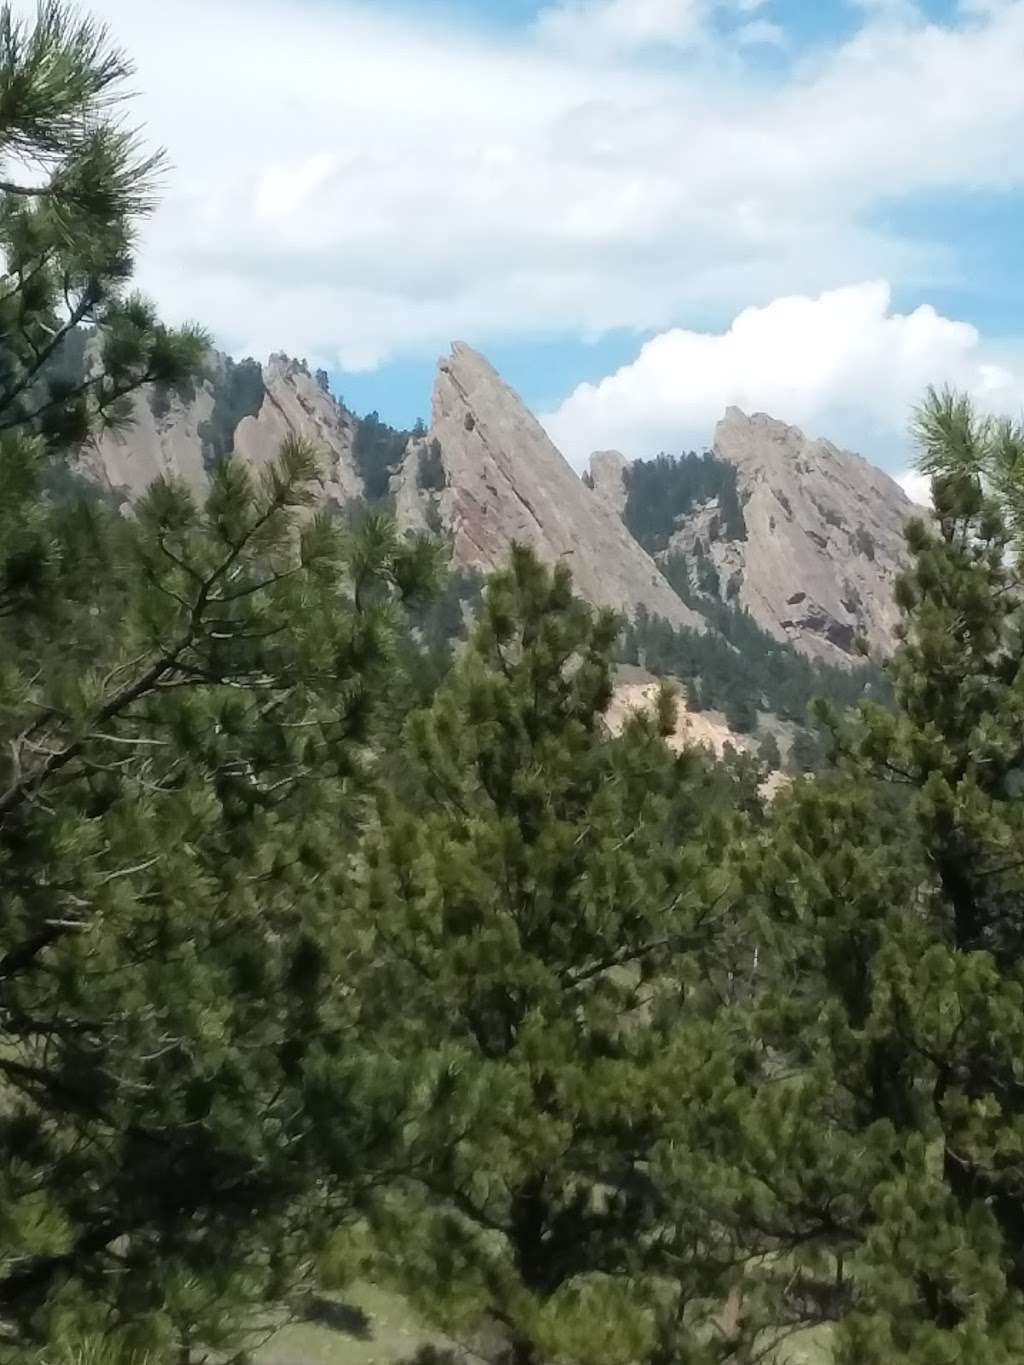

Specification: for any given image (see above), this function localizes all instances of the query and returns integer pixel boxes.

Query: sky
[32,0,1024,484]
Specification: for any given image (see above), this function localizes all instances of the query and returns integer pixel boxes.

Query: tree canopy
[354,546,753,1364]
[8,6,1024,1365]
[690,388,1024,1363]
[0,7,445,1356]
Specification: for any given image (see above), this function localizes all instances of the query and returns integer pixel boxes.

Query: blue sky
[57,0,1024,476]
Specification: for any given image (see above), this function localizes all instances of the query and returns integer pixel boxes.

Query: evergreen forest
[3,8,1024,1365]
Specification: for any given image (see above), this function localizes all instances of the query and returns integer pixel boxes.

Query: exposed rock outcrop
[79,369,217,499]
[588,450,629,517]
[82,351,362,506]
[77,340,915,662]
[234,355,362,509]
[392,344,703,631]
[663,408,916,663]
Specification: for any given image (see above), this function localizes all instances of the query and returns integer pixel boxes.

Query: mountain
[608,409,918,665]
[391,344,704,631]
[77,339,916,668]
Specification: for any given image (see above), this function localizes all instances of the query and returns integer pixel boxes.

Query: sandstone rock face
[666,408,917,663]
[83,352,362,506]
[81,371,217,499]
[588,450,629,517]
[234,355,362,508]
[78,341,915,661]
[394,344,703,631]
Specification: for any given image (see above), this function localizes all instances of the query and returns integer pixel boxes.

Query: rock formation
[592,408,918,663]
[77,338,916,661]
[392,344,704,631]
[710,409,915,662]
[234,355,362,509]
[81,353,363,508]
[588,450,629,517]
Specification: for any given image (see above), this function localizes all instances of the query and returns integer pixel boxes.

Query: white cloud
[542,282,1024,469]
[20,0,1024,376]
[534,0,772,53]
[536,0,710,52]
[896,469,933,506]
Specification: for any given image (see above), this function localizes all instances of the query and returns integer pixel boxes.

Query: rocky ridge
[83,353,363,508]
[392,344,703,631]
[593,408,918,663]
[76,340,916,661]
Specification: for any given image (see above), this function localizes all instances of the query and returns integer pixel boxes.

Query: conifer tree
[0,7,445,1357]
[700,389,1024,1362]
[1,434,445,1358]
[0,2,206,451]
[357,546,747,1365]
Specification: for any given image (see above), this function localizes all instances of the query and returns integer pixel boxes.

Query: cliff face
[234,355,362,509]
[391,344,704,631]
[81,353,363,507]
[592,408,918,663]
[78,341,915,659]
[709,408,915,662]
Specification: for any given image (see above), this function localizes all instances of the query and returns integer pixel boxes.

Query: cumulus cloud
[896,470,933,506]
[542,282,1024,470]
[534,0,772,54]
[19,0,1024,375]
[536,0,711,52]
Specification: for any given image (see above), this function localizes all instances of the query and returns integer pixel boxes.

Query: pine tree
[0,8,446,1357]
[0,436,445,1357]
[700,389,1024,1362]
[755,729,781,773]
[0,2,206,452]
[356,547,748,1365]
[788,726,824,773]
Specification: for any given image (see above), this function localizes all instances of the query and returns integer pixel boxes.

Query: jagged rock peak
[235,353,361,507]
[398,343,704,630]
[701,406,915,662]
[82,348,362,506]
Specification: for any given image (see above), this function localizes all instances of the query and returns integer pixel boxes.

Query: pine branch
[0,479,300,820]
[0,289,92,420]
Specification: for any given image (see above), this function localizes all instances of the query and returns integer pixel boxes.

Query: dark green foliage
[723,689,757,734]
[356,547,747,1362]
[619,599,888,730]
[0,4,207,456]
[699,388,1024,1362]
[0,427,447,1358]
[417,437,446,492]
[756,729,782,772]
[196,355,265,468]
[354,411,412,504]
[388,568,485,717]
[788,725,825,772]
[406,565,482,648]
[0,10,449,1358]
[315,367,331,394]
[661,549,691,600]
[697,550,721,597]
[623,452,747,555]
